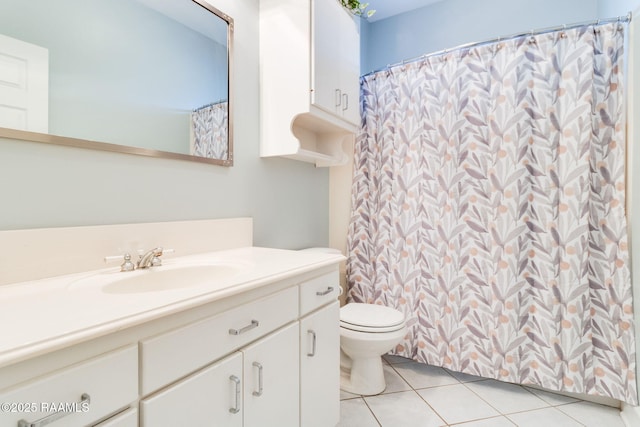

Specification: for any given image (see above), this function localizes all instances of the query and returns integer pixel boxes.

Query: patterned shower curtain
[347,22,637,404]
[190,101,228,159]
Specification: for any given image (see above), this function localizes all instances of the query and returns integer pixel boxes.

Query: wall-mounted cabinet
[260,0,360,167]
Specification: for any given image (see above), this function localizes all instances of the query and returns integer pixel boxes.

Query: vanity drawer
[0,345,138,427]
[140,286,299,395]
[299,271,340,316]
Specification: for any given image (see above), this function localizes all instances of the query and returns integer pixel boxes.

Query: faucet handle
[104,253,136,272]
[136,248,175,268]
[152,248,174,266]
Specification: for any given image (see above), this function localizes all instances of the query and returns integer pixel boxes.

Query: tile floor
[338,355,626,427]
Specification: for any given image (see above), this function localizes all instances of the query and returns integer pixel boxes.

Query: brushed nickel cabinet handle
[229,375,241,414]
[18,393,90,427]
[252,362,264,397]
[316,287,334,296]
[229,320,259,335]
[335,89,342,107]
[307,330,317,357]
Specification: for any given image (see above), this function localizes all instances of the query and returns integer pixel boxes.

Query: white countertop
[0,247,343,369]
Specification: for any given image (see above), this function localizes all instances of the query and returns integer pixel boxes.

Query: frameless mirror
[0,0,233,166]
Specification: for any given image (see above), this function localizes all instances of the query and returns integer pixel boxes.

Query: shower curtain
[347,22,638,404]
[190,101,228,159]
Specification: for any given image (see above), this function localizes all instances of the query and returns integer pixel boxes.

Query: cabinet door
[312,0,342,116]
[140,352,243,427]
[243,323,300,427]
[312,0,360,125]
[300,301,340,427]
[338,9,361,125]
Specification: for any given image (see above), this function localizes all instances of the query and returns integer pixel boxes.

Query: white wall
[0,0,330,251]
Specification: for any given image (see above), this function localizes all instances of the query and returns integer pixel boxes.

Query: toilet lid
[340,303,405,332]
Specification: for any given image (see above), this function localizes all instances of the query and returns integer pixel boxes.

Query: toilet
[299,248,407,396]
[339,303,406,395]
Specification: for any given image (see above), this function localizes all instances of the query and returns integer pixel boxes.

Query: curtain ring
[560,24,567,39]
[528,30,536,44]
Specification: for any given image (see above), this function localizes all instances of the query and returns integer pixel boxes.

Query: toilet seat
[340,303,405,333]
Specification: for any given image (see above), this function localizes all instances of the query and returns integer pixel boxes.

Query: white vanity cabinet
[0,257,341,427]
[0,346,138,427]
[94,409,138,427]
[260,0,360,166]
[242,323,300,427]
[299,272,341,427]
[140,353,243,427]
[141,323,300,427]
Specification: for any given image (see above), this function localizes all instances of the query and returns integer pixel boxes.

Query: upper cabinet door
[338,8,361,125]
[312,0,360,126]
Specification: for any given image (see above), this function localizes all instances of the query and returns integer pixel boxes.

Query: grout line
[554,403,592,426]
[360,396,383,427]
[459,379,517,416]
[448,415,517,426]
[387,363,451,426]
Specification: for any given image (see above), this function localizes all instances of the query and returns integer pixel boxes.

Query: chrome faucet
[137,247,164,269]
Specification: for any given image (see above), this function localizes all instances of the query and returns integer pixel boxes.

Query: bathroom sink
[68,263,246,294]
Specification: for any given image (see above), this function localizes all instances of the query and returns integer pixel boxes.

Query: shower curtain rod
[193,99,227,112]
[362,12,632,78]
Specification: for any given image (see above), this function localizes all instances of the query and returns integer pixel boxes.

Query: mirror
[0,0,233,166]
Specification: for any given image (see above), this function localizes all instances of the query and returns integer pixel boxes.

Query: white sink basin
[68,263,246,294]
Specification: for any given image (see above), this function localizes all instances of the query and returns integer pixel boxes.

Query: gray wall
[0,0,329,250]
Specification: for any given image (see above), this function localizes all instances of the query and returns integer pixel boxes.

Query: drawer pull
[307,330,317,357]
[335,89,342,107]
[229,375,241,414]
[18,393,90,427]
[316,287,334,296]
[253,362,264,397]
[228,320,259,335]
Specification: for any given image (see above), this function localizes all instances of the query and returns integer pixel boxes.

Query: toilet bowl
[340,303,407,395]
